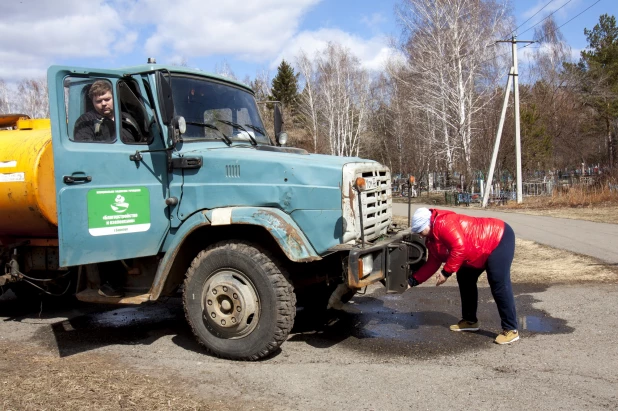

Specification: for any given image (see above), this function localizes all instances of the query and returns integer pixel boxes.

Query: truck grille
[342,163,392,243]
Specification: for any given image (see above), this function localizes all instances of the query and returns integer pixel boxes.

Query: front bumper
[345,229,426,293]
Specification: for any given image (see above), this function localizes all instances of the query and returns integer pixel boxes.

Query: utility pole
[487,35,534,206]
[482,68,514,208]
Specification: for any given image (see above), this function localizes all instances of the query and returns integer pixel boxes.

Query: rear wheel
[183,241,295,360]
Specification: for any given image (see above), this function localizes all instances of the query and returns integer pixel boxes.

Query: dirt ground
[0,342,214,411]
[1,216,616,410]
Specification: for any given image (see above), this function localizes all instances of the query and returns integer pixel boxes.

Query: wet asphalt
[1,284,569,361]
[2,280,616,410]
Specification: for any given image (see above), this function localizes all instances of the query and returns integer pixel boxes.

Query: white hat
[411,207,431,233]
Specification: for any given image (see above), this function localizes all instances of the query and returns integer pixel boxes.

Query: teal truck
[0,62,426,360]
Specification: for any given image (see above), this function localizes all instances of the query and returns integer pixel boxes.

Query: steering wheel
[121,114,143,142]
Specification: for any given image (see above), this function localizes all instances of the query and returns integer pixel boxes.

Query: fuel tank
[0,117,57,237]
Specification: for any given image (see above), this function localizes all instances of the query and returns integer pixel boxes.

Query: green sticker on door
[88,187,151,236]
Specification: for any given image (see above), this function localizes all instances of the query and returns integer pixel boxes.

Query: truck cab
[0,63,426,360]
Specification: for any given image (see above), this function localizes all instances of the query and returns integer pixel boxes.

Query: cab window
[65,77,152,144]
[67,78,117,143]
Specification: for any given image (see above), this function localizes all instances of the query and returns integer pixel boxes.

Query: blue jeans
[456,223,518,330]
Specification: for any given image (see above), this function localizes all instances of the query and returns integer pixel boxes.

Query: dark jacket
[74,111,141,143]
[413,209,505,284]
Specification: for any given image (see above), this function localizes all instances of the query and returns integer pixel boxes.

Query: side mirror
[156,71,174,126]
[277,132,288,146]
[274,103,284,141]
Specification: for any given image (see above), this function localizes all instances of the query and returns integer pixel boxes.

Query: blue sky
[0,0,616,83]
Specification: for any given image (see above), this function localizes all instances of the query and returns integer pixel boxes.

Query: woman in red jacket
[408,207,519,344]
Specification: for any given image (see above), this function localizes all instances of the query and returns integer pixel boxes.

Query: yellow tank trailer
[0,115,57,238]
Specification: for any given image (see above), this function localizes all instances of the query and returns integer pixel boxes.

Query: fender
[149,207,321,300]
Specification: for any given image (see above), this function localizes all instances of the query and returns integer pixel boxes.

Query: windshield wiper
[185,121,232,146]
[216,119,258,146]
[243,123,266,136]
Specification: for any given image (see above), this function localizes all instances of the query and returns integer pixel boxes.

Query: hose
[21,278,73,297]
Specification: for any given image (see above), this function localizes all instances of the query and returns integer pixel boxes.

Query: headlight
[360,254,374,277]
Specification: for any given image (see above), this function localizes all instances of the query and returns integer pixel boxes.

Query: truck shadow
[0,295,200,358]
[0,284,573,360]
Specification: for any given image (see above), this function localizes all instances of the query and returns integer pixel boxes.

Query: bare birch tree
[295,43,370,157]
[315,43,370,157]
[17,78,49,118]
[393,0,511,186]
[0,79,13,114]
[296,50,321,153]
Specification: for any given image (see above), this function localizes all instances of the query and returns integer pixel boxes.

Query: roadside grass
[0,342,214,411]
[502,184,618,224]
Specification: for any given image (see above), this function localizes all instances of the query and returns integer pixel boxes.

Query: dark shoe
[449,319,480,332]
[98,283,124,298]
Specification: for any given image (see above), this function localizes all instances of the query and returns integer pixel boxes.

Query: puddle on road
[291,284,574,359]
[11,284,574,360]
[79,305,179,328]
[519,315,563,333]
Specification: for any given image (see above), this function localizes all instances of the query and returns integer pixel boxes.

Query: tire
[183,241,296,361]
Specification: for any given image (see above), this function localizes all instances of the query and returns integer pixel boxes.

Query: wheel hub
[202,271,259,338]
[205,282,244,328]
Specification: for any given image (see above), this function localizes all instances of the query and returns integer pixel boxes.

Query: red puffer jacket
[412,209,505,284]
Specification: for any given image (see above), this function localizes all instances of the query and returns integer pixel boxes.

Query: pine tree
[270,60,299,112]
[579,14,618,168]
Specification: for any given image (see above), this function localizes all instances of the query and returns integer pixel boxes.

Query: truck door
[48,67,170,267]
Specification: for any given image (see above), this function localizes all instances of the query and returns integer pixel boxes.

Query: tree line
[2,1,616,189]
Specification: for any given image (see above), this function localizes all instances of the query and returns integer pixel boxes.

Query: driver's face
[93,91,114,118]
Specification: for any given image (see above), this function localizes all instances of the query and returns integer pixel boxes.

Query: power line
[517,0,574,38]
[403,0,602,78]
[519,0,602,51]
[503,0,555,40]
[482,0,603,67]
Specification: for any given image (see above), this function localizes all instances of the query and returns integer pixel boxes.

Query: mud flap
[385,240,426,294]
[385,244,409,293]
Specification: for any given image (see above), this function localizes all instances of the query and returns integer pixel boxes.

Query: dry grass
[392,215,618,285]
[501,184,618,224]
[0,343,214,411]
[501,204,618,224]
[510,238,617,284]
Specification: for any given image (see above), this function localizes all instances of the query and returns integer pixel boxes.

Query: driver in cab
[73,79,140,143]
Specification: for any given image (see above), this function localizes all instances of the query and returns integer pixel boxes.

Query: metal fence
[522,181,553,197]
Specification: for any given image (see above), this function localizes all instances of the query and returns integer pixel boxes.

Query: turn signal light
[355,177,366,191]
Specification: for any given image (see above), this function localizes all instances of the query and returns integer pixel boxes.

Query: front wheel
[183,241,295,360]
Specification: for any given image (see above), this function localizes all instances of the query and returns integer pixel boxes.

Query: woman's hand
[435,272,448,286]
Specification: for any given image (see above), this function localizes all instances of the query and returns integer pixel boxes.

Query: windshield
[171,76,270,144]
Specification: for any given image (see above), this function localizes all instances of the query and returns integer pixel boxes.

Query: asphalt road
[1,282,617,410]
[393,203,618,265]
[2,206,617,409]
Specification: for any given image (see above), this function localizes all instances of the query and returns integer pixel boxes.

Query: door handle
[63,175,92,184]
